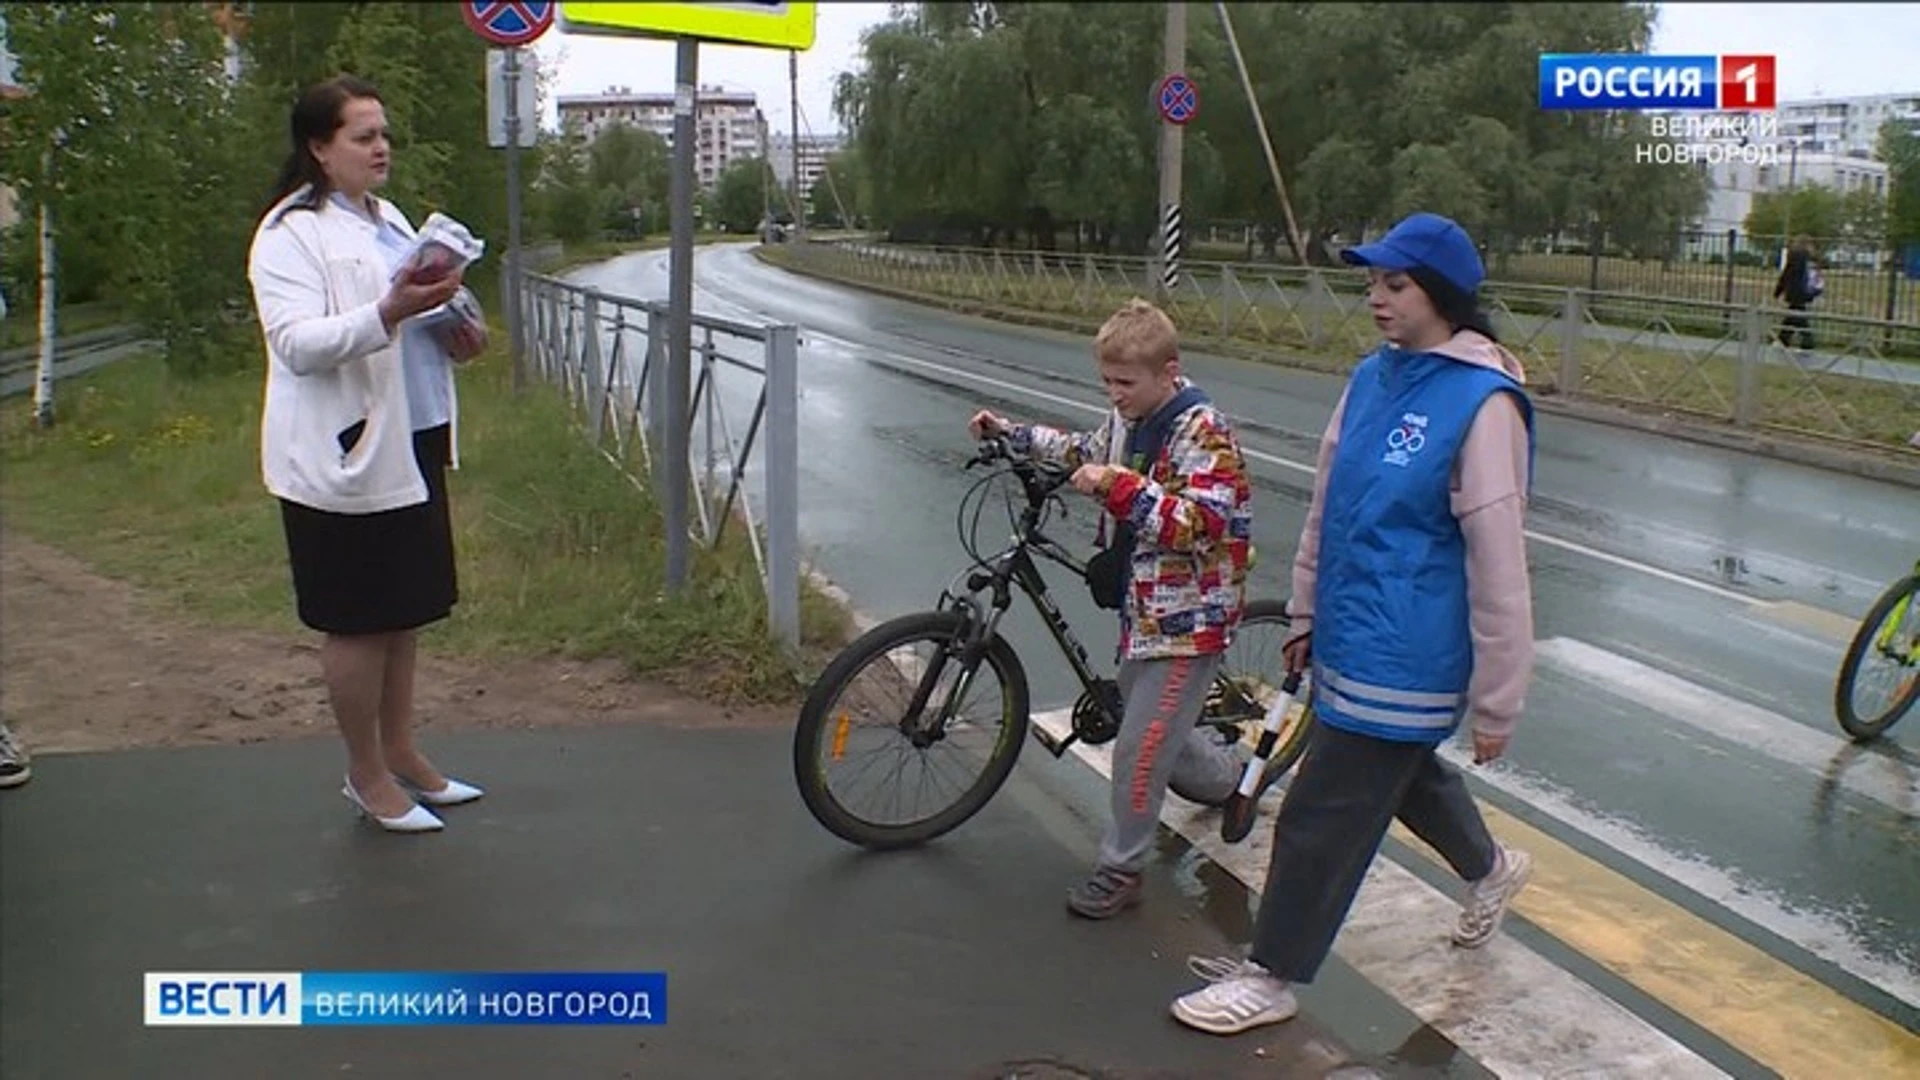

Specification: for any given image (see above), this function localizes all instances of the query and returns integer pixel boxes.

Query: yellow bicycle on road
[1834,558,1920,741]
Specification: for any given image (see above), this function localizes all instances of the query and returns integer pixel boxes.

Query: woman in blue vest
[1171,212,1539,1035]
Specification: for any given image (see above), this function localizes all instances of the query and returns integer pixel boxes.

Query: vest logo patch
[1383,412,1429,467]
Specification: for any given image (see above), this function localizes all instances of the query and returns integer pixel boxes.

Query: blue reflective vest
[1311,346,1535,744]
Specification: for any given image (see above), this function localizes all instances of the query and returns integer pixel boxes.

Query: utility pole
[789,49,806,242]
[1215,1,1307,266]
[665,38,700,592]
[1154,3,1187,303]
[504,48,526,392]
[759,109,773,238]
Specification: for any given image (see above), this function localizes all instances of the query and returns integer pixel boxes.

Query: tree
[588,121,671,234]
[710,157,767,234]
[832,2,1692,260]
[2,3,255,373]
[1744,186,1846,243]
[1879,118,1920,251]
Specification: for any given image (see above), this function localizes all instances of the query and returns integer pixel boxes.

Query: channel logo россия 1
[1538,54,1776,111]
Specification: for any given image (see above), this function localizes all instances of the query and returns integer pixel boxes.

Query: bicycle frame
[924,465,1114,759]
[1873,558,1920,662]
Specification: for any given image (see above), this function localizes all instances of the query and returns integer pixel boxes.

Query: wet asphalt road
[562,244,1920,1024]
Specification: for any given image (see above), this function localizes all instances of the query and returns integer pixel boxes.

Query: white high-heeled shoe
[396,775,485,807]
[342,779,445,832]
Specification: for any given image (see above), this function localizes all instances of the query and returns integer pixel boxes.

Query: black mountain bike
[792,435,1313,850]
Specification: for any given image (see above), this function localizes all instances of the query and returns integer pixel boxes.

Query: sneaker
[1065,865,1142,919]
[1453,845,1533,948]
[0,724,31,789]
[1170,957,1299,1034]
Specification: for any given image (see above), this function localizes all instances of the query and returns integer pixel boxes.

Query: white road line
[1534,637,1917,817]
[805,331,1761,606]
[1028,708,1728,1079]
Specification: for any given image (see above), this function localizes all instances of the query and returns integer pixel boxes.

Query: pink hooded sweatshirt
[1287,330,1535,741]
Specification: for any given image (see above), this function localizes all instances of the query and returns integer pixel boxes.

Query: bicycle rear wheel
[794,610,1030,849]
[1834,574,1920,741]
[1199,598,1312,793]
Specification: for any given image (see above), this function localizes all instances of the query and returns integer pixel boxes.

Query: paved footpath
[0,721,1489,1080]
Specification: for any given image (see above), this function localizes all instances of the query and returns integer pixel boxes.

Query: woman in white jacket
[248,75,488,833]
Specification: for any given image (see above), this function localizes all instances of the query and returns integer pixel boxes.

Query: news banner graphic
[1539,54,1776,111]
[1539,53,1783,167]
[144,972,667,1027]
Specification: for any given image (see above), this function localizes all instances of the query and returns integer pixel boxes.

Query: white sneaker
[1170,957,1298,1035]
[1453,845,1533,948]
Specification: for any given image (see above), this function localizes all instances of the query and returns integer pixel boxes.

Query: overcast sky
[529,3,1920,137]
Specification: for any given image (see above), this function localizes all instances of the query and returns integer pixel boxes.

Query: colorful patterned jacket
[1009,384,1253,661]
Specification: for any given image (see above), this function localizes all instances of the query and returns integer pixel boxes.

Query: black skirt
[279,424,458,635]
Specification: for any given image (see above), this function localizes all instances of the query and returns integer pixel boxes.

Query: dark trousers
[1778,303,1813,350]
[1249,718,1498,983]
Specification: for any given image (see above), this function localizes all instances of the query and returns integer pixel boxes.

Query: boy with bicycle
[968,298,1256,919]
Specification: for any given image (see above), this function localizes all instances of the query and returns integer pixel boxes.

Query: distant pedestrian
[1773,236,1820,350]
[247,75,489,834]
[1170,212,1537,1035]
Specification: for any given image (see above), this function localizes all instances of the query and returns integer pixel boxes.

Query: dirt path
[0,530,793,756]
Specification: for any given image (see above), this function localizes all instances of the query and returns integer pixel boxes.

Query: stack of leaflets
[395,212,488,345]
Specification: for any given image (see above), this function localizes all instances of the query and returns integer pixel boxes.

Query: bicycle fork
[901,605,1003,748]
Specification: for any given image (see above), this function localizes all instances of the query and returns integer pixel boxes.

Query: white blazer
[247,185,459,515]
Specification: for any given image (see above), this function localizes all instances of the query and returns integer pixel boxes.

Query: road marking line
[1535,637,1917,816]
[810,333,1762,606]
[1752,599,1863,646]
[1393,801,1920,1080]
[1028,708,1729,1079]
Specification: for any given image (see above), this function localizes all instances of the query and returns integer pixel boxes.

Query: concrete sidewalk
[0,721,1487,1079]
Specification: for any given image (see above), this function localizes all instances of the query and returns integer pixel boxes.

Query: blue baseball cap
[1339,212,1484,297]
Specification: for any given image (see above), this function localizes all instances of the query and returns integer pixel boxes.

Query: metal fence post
[1734,305,1763,428]
[1305,269,1326,351]
[583,293,605,442]
[645,309,667,492]
[1558,289,1584,397]
[765,324,801,652]
[1219,265,1236,337]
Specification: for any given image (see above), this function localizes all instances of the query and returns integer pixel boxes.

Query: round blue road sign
[1157,73,1199,125]
[463,0,555,47]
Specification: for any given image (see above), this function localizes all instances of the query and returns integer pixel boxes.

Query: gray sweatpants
[1097,653,1242,873]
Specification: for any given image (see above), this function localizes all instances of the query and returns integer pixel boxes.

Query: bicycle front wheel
[1834,574,1920,741]
[794,610,1031,849]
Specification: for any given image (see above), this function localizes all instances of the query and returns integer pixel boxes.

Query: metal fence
[1187,226,1920,325]
[514,270,803,650]
[781,241,1920,456]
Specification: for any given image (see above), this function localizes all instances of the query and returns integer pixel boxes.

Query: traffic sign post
[1153,6,1188,303]
[464,1,555,392]
[554,1,818,594]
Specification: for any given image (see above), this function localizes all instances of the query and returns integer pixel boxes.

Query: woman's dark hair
[1406,264,1501,344]
[264,75,383,215]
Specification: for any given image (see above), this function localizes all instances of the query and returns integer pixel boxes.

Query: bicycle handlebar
[967,435,1075,503]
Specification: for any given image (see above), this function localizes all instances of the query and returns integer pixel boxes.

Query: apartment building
[767,132,845,199]
[1650,91,1912,244]
[556,86,769,190]
[1775,91,1920,159]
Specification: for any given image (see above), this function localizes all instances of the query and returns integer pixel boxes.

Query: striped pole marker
[1161,203,1183,293]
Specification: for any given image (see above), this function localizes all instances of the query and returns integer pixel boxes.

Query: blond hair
[1094,298,1179,372]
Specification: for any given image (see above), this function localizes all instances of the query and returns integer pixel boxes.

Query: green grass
[761,244,1920,455]
[0,327,852,705]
